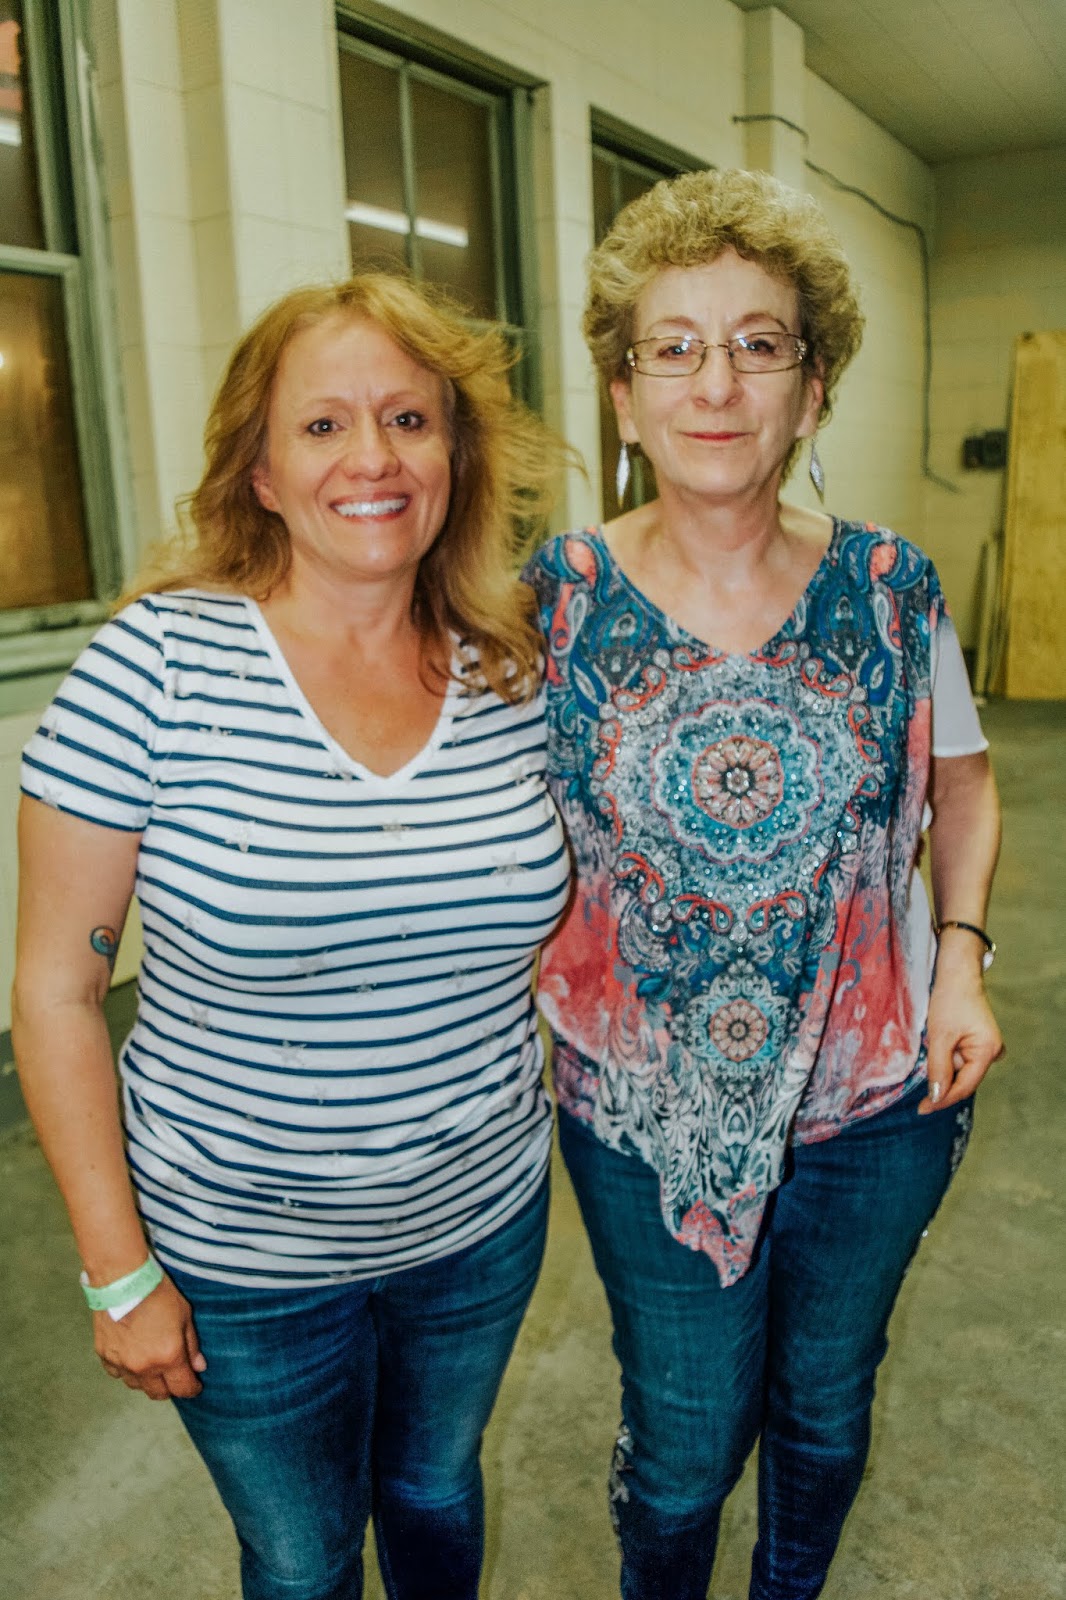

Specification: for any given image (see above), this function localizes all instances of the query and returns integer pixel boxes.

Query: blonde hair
[128,274,566,702]
[584,168,865,475]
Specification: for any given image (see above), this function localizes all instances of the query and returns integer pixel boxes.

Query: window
[337,7,539,403]
[591,116,700,521]
[0,1,126,678]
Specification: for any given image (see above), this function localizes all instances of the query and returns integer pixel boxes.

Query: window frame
[0,0,134,690]
[336,1,543,409]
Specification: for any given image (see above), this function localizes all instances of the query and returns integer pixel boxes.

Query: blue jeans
[559,1086,973,1600]
[168,1181,548,1600]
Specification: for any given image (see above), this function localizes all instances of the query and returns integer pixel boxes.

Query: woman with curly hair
[525,168,1002,1598]
[14,273,570,1600]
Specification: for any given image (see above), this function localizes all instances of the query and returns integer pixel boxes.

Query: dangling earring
[615,442,631,508]
[808,437,825,502]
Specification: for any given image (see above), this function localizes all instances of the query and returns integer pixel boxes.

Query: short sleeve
[930,611,987,758]
[20,600,166,831]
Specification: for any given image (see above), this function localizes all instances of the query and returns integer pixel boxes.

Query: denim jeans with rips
[558,1084,973,1600]
[168,1179,548,1600]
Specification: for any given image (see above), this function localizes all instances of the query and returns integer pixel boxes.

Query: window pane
[619,162,655,211]
[0,0,45,249]
[592,151,615,246]
[339,48,408,272]
[0,272,92,609]
[410,78,496,320]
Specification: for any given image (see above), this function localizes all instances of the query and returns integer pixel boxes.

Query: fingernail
[929,1082,943,1104]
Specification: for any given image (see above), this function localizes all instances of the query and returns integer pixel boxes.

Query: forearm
[927,752,1000,976]
[12,993,148,1282]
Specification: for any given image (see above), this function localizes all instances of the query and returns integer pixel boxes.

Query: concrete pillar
[742,6,807,190]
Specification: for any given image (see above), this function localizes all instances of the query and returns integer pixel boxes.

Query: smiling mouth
[688,431,746,441]
[334,496,410,518]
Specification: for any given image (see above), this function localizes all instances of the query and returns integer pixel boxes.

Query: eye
[654,339,696,361]
[306,417,337,436]
[736,333,782,357]
[390,410,427,431]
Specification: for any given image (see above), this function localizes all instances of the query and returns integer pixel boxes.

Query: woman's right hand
[94,1274,207,1400]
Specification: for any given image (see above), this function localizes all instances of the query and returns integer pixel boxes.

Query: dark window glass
[0,1,46,250]
[591,149,615,246]
[409,78,496,320]
[338,37,518,334]
[619,163,653,212]
[338,48,407,272]
[0,271,92,609]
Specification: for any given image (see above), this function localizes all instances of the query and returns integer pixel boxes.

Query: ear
[609,377,640,447]
[795,365,825,442]
[251,461,281,515]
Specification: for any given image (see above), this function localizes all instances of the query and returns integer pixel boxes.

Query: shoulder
[138,588,253,632]
[117,590,261,660]
[832,520,942,599]
[523,529,609,594]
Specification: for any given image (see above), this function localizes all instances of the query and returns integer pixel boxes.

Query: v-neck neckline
[246,599,462,785]
[593,518,841,660]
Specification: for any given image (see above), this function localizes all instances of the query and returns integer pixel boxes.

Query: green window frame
[337,1,542,408]
[590,112,702,521]
[0,0,132,704]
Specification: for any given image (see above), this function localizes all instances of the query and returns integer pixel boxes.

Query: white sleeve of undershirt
[931,611,988,758]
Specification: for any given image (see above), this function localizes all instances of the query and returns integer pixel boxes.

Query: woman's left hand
[919,964,1004,1114]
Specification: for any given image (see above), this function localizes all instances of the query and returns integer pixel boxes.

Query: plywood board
[1000,331,1066,699]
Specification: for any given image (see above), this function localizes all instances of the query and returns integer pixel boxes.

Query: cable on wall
[732,114,958,493]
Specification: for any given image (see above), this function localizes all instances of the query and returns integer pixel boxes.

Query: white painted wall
[799,74,934,540]
[0,0,966,1033]
[925,145,1066,645]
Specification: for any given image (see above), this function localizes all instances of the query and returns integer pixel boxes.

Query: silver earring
[808,438,825,501]
[615,442,631,508]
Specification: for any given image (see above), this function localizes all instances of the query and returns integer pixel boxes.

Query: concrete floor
[2,698,1064,1600]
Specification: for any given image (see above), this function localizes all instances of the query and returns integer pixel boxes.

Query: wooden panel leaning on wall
[999,330,1066,700]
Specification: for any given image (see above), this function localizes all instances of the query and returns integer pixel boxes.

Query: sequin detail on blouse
[527,523,942,1285]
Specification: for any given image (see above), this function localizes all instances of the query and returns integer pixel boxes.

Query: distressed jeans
[559,1085,973,1600]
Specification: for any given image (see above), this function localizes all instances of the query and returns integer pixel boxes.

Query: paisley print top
[526,521,983,1286]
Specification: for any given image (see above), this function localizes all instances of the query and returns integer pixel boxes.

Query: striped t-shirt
[21,591,570,1287]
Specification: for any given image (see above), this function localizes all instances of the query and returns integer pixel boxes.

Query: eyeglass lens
[630,333,804,374]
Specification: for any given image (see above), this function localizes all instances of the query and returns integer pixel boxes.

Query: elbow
[11,968,109,1045]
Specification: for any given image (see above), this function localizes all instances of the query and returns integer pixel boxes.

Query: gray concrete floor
[1,699,1063,1599]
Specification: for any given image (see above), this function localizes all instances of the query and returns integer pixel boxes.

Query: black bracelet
[936,919,994,953]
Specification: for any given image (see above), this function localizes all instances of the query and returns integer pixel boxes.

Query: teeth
[335,497,407,517]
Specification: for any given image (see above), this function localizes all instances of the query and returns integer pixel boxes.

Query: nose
[691,342,741,407]
[340,414,399,478]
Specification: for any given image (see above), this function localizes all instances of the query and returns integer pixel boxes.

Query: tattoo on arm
[90,926,120,973]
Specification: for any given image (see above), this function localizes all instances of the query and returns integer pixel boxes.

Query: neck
[260,557,426,657]
[640,475,790,587]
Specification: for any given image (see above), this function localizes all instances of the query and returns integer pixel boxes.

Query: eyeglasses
[625,332,809,377]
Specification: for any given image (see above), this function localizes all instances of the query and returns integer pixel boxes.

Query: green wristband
[80,1254,163,1312]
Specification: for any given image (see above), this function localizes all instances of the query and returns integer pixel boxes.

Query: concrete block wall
[798,73,934,541]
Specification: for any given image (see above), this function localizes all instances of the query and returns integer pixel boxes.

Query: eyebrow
[641,311,792,335]
[286,388,439,412]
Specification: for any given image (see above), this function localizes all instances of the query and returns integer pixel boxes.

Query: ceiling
[729,0,1066,164]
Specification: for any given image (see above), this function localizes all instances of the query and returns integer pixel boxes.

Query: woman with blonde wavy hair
[14,273,570,1600]
[526,168,1002,1597]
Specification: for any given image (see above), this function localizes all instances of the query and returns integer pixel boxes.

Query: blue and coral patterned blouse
[526,520,984,1286]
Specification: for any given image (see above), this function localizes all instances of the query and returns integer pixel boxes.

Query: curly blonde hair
[128,274,565,702]
[584,168,865,474]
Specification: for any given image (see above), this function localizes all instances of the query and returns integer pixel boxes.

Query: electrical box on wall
[962,430,1008,469]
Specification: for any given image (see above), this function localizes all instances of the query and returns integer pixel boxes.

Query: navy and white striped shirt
[22,592,570,1286]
